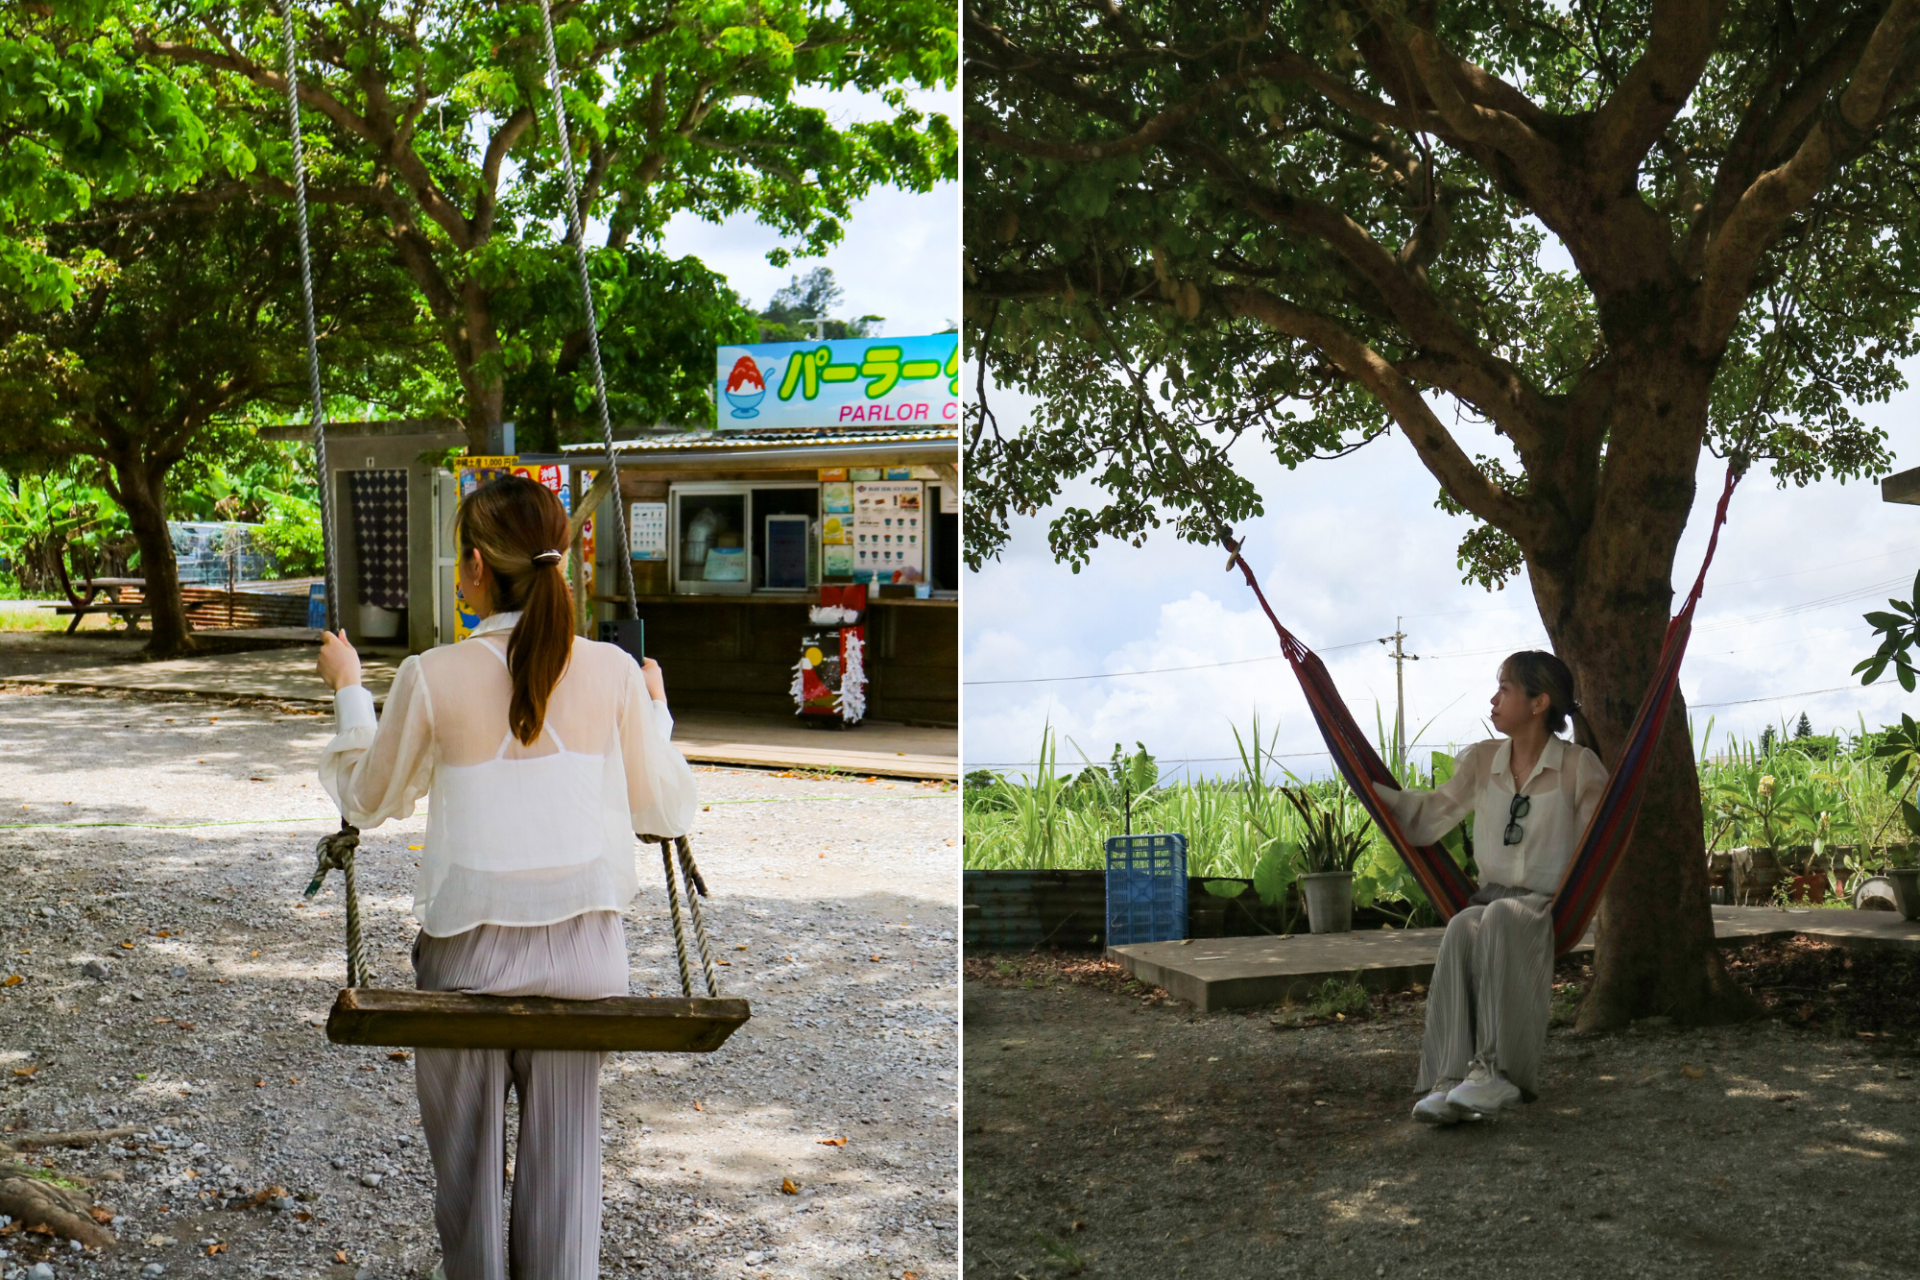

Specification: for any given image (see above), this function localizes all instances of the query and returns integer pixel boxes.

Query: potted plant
[1887,803,1920,921]
[1281,787,1372,933]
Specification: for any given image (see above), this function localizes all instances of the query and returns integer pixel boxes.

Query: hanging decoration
[793,585,868,724]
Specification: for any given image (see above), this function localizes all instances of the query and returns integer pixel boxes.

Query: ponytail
[455,475,576,745]
[1501,649,1595,751]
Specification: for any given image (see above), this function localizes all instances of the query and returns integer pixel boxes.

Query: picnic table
[42,572,151,633]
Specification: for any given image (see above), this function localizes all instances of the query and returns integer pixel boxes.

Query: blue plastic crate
[1105,833,1188,945]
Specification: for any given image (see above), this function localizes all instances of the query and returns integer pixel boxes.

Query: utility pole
[1377,617,1419,775]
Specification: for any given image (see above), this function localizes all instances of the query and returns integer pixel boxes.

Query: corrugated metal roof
[559,427,957,454]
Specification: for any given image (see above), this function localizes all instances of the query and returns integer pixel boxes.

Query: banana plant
[1281,786,1373,874]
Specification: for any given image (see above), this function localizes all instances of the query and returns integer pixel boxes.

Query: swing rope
[279,0,720,1000]
[276,0,368,988]
[534,0,640,617]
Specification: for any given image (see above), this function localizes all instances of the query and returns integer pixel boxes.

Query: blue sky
[655,86,959,340]
[962,375,1920,781]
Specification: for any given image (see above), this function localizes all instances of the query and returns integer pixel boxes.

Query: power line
[960,637,1375,686]
[966,571,1910,685]
[1688,677,1897,710]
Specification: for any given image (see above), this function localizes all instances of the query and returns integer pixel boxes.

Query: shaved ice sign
[715,336,959,431]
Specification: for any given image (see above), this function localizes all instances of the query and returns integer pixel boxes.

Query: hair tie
[534,549,564,566]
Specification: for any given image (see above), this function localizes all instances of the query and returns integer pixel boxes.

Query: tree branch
[1216,284,1548,542]
[1697,0,1920,347]
[1586,0,1724,180]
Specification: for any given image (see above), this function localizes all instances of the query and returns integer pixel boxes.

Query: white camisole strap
[476,637,568,756]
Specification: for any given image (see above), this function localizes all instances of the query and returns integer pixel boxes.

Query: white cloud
[656,85,958,340]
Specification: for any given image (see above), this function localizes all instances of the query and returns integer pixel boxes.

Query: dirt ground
[0,684,958,1280]
[962,948,1920,1280]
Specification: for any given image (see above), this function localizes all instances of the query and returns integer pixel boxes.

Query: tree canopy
[128,0,957,446]
[965,0,1910,582]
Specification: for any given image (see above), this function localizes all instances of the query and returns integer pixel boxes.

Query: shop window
[669,483,820,595]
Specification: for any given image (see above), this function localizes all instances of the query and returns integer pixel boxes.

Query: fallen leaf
[335,1250,348,1263]
[13,1064,38,1077]
[154,930,172,938]
[207,1242,226,1255]
[736,945,747,951]
[716,959,732,966]
[388,1051,411,1062]
[817,1137,847,1147]
[870,955,882,962]
[693,1101,704,1111]
[120,941,135,949]
[1681,1064,1705,1080]
[176,1022,195,1031]
[294,1211,312,1223]
[360,1063,376,1071]
[255,1080,266,1088]
[2,975,21,987]
[250,950,259,957]
[89,1206,113,1224]
[905,1272,921,1280]
[780,1179,799,1195]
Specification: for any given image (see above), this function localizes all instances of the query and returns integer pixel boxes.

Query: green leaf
[1252,840,1298,908]
[1202,879,1247,899]
[1902,799,1920,840]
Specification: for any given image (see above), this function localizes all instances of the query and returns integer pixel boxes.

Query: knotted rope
[306,823,368,987]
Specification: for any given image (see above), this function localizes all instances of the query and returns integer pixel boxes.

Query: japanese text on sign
[716,336,959,431]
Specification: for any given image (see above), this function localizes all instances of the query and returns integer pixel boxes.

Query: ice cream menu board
[851,481,923,584]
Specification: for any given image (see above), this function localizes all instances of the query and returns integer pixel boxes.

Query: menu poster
[629,502,668,561]
[851,480,924,584]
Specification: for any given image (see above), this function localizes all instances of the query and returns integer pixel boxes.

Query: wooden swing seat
[326,988,750,1052]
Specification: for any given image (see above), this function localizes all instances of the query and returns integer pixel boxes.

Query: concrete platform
[1109,906,1920,1013]
[0,643,956,780]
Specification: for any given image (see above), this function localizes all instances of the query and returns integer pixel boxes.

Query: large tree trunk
[1532,360,1760,1031]
[106,452,194,658]
[454,281,505,455]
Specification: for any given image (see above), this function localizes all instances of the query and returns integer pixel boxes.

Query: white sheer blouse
[1376,734,1609,896]
[318,611,698,936]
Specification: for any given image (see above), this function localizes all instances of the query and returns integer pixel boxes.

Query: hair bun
[533,549,564,566]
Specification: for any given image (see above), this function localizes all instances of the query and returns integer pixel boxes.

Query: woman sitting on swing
[314,474,696,1278]
[1376,651,1608,1124]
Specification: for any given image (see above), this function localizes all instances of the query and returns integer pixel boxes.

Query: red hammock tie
[1231,466,1739,955]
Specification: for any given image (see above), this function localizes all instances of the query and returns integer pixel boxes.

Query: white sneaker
[1411,1087,1468,1126]
[1446,1060,1521,1116]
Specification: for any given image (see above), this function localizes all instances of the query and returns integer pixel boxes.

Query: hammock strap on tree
[1225,463,1741,956]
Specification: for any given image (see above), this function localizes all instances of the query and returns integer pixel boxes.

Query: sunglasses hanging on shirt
[1503,792,1531,846]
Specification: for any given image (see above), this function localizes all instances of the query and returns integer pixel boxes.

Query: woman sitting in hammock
[1375,651,1608,1124]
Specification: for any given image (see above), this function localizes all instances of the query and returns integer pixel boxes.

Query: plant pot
[1300,871,1355,934]
[1887,867,1920,922]
[1852,875,1899,913]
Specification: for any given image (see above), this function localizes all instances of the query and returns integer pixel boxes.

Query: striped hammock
[1231,466,1739,955]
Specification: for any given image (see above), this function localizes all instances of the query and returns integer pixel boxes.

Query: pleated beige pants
[412,910,627,1280]
[1415,885,1555,1099]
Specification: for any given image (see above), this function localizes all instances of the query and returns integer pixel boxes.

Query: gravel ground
[963,952,1920,1280]
[0,685,958,1280]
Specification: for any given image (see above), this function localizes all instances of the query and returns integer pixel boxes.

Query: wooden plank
[325,988,750,1052]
